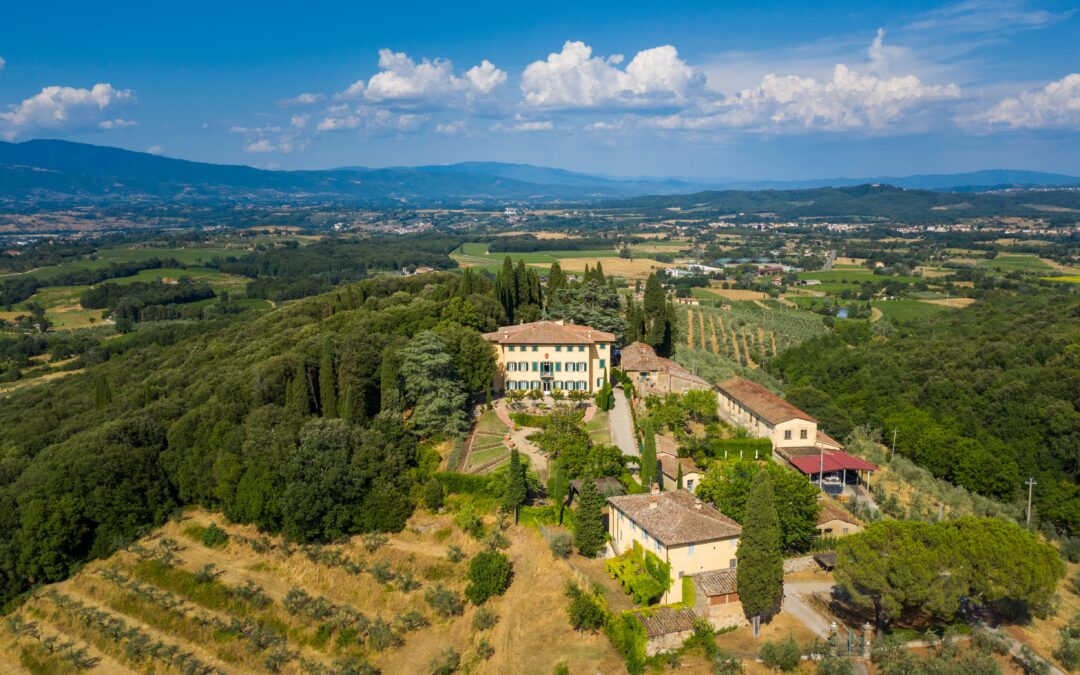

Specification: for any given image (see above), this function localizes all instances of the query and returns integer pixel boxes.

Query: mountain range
[1,139,1078,207]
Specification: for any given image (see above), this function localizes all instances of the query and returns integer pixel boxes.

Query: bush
[465,551,512,605]
[447,545,466,563]
[565,581,606,633]
[202,522,229,548]
[476,639,494,660]
[971,626,1012,656]
[1015,645,1051,675]
[1055,613,1080,671]
[424,584,465,618]
[473,606,499,631]
[554,662,570,675]
[429,647,461,675]
[759,636,801,672]
[424,478,445,511]
[549,532,573,558]
[454,503,484,539]
[712,650,744,674]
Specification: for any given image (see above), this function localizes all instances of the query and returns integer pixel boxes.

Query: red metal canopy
[789,450,877,475]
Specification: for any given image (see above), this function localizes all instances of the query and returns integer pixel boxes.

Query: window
[555,362,561,372]
[596,378,603,388]
[599,359,606,369]
[800,429,808,440]
[784,430,791,440]
[532,362,538,372]
[578,345,585,352]
[688,544,695,556]
[687,479,695,490]
[532,345,538,352]
[729,559,736,569]
[599,344,606,350]
[556,345,562,352]
[580,381,587,390]
[507,345,514,352]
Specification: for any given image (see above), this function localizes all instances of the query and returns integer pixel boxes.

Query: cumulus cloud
[97,117,137,129]
[436,120,466,135]
[316,106,427,133]
[972,74,1080,129]
[0,83,134,139]
[521,41,701,109]
[279,92,325,106]
[147,145,165,155]
[290,114,309,129]
[346,49,506,108]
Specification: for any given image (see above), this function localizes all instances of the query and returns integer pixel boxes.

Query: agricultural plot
[0,508,621,675]
[451,243,671,279]
[12,247,235,282]
[105,267,249,293]
[681,303,826,369]
[462,410,509,472]
[976,255,1053,272]
[871,300,948,322]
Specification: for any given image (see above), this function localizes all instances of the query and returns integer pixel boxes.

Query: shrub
[476,639,495,660]
[554,662,570,675]
[447,545,466,563]
[362,533,388,553]
[454,503,484,539]
[971,626,1012,656]
[565,582,606,633]
[367,617,402,651]
[1055,613,1080,671]
[425,584,465,618]
[549,532,573,558]
[759,636,801,672]
[472,607,499,631]
[465,551,512,605]
[1015,645,1051,675]
[712,650,744,674]
[429,647,460,675]
[202,522,229,548]
[424,478,445,511]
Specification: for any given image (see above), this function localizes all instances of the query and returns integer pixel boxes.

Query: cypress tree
[640,421,658,488]
[287,365,310,416]
[547,261,566,302]
[594,261,605,284]
[595,378,614,411]
[550,460,569,524]
[737,471,784,636]
[574,478,606,557]
[676,464,684,491]
[319,338,337,417]
[340,385,355,424]
[379,346,405,414]
[504,448,527,520]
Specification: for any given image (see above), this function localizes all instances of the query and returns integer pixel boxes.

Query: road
[610,387,638,458]
[784,581,835,639]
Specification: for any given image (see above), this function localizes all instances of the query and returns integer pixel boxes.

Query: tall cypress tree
[594,261,605,284]
[504,448,527,521]
[547,261,566,303]
[676,464,684,491]
[574,478,607,557]
[319,338,337,417]
[737,471,784,636]
[287,365,310,416]
[640,421,658,488]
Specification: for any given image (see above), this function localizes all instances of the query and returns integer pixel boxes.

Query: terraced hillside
[2,509,622,675]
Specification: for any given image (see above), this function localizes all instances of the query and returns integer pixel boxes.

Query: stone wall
[783,555,819,574]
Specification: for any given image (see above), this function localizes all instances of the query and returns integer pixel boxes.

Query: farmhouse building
[657,452,703,493]
[607,488,742,604]
[620,341,710,395]
[816,496,863,537]
[482,320,615,395]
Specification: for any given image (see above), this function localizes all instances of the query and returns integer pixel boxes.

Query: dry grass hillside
[1,508,623,675]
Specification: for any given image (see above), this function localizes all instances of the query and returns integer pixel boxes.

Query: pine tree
[676,464,684,491]
[504,448,527,521]
[640,421,658,488]
[574,478,607,558]
[737,471,784,636]
[319,338,337,417]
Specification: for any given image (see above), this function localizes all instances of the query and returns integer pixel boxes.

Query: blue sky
[1,0,1078,178]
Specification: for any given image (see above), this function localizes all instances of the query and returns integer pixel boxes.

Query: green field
[454,243,617,267]
[14,246,235,281]
[872,300,948,322]
[976,255,1054,272]
[105,267,249,292]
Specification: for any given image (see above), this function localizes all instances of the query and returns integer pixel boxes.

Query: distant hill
[1,139,1077,211]
[609,183,1080,224]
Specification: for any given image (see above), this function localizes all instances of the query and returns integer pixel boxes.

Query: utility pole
[890,428,897,462]
[1025,477,1037,529]
[818,445,824,490]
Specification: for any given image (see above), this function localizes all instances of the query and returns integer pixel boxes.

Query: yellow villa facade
[482,320,615,395]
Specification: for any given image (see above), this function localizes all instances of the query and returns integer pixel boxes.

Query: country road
[610,386,638,458]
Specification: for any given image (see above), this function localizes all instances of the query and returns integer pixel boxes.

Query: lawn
[871,300,948,322]
[976,255,1053,272]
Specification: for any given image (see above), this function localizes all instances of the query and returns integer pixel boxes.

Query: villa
[482,320,615,395]
[607,487,742,605]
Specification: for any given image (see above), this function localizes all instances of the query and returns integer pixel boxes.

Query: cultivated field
[0,508,623,675]
[451,243,674,279]
[680,303,827,369]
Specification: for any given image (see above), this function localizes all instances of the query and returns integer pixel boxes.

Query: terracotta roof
[717,377,816,425]
[608,490,741,546]
[816,429,844,449]
[657,452,700,480]
[693,569,738,596]
[817,496,862,527]
[788,450,878,475]
[619,342,710,387]
[482,320,615,345]
[635,607,698,637]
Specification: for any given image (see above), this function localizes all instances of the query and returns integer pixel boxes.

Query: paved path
[784,581,837,639]
[610,387,638,458]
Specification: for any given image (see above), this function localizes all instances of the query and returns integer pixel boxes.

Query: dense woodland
[772,291,1080,534]
[0,272,506,609]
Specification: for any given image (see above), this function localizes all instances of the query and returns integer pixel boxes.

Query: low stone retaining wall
[784,555,819,574]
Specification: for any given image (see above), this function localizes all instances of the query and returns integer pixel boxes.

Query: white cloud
[290,114,309,129]
[436,120,466,135]
[97,118,137,129]
[147,145,164,155]
[316,106,427,133]
[973,73,1080,129]
[0,83,135,139]
[357,49,506,107]
[513,120,553,131]
[244,139,276,153]
[521,41,701,109]
[279,92,325,106]
[905,0,1072,35]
